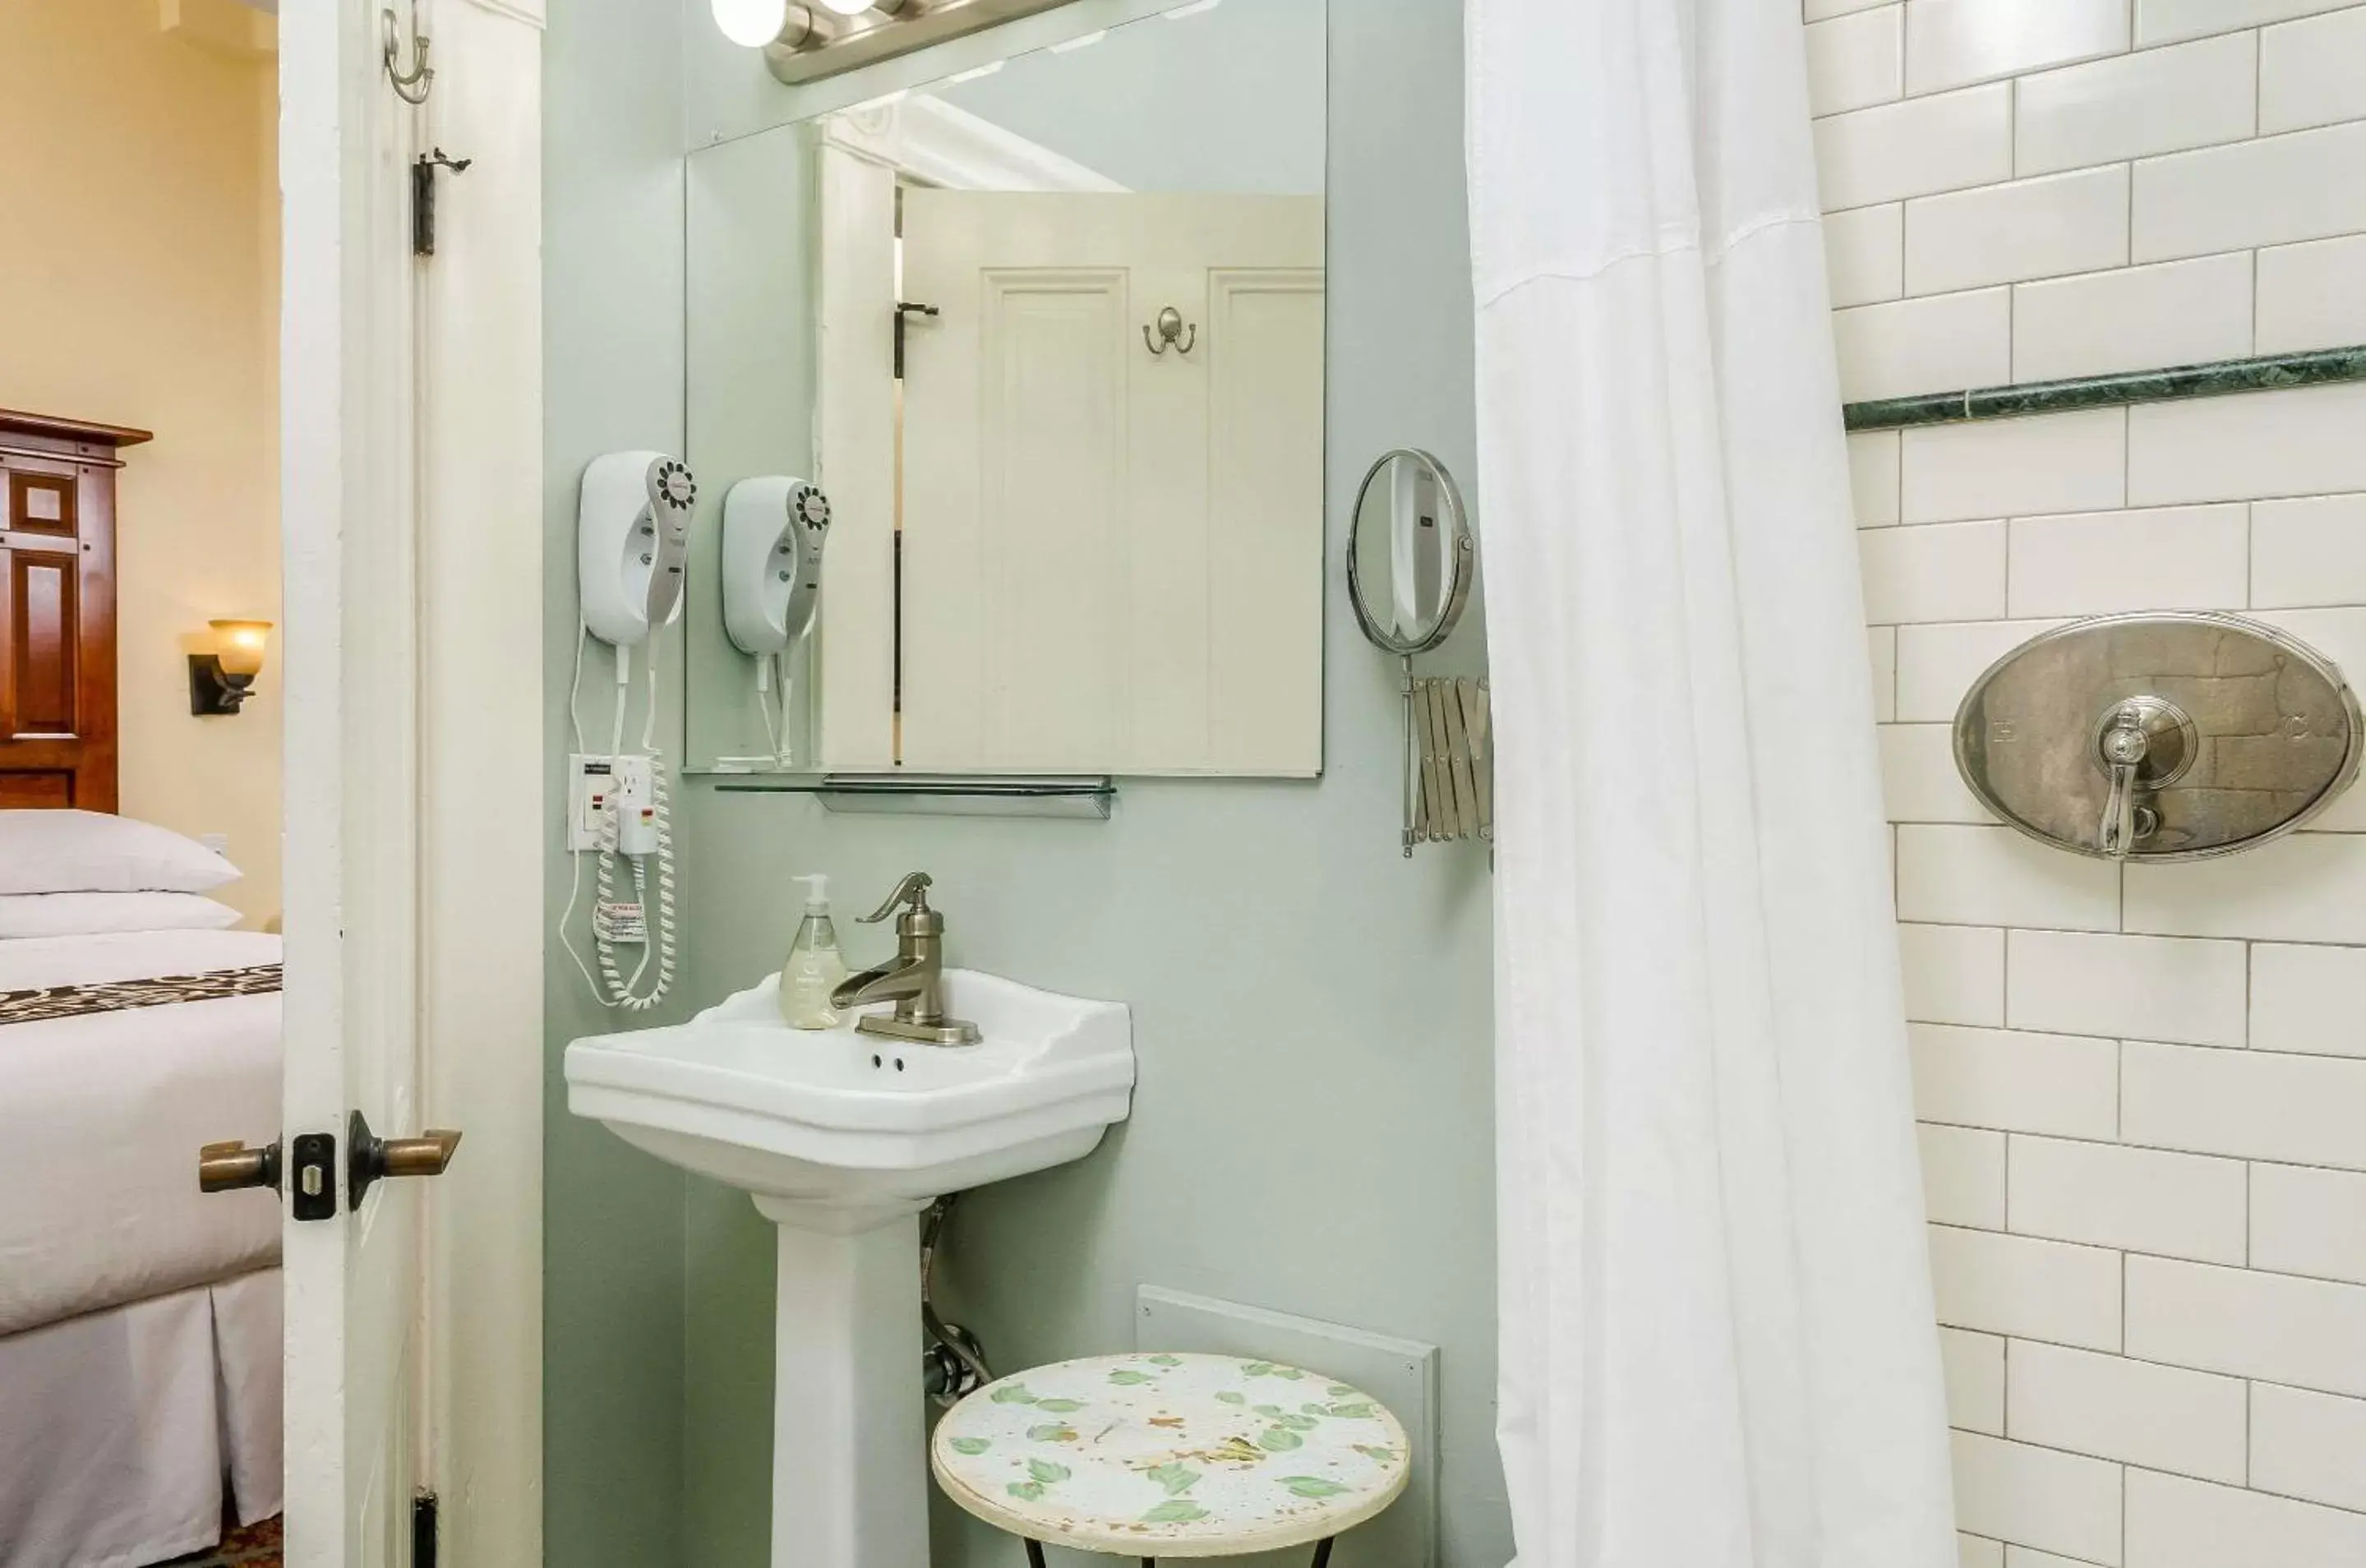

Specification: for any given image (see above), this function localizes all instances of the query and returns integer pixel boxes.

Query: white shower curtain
[1468,2,1958,1565]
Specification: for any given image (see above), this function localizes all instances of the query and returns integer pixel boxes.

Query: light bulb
[713,0,791,46]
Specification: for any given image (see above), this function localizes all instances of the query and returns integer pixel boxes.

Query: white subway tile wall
[1942,1327,2012,1432]
[1836,288,2013,401]
[2009,253,2252,383]
[1904,166,2131,296]
[2255,234,2366,350]
[1814,0,2366,1553]
[2013,32,2257,175]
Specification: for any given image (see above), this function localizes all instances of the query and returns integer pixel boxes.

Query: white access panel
[1136,1285,1437,1568]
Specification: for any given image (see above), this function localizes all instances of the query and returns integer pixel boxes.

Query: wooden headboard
[0,408,150,812]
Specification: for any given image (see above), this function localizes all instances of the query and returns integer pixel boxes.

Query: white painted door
[278,2,546,1564]
[280,3,426,1564]
[897,191,1325,776]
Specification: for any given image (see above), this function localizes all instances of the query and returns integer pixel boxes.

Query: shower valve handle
[2097,705,2151,860]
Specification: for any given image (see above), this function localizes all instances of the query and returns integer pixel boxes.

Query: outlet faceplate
[568,754,653,851]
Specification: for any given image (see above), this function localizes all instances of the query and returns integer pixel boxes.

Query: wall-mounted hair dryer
[579,450,696,648]
[722,475,832,765]
[564,450,698,1015]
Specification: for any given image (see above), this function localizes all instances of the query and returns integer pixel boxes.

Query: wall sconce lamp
[190,620,273,716]
[713,0,1082,85]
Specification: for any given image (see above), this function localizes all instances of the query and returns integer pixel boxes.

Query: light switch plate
[1135,1285,1437,1568]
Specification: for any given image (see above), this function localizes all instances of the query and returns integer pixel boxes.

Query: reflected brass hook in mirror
[1143,306,1197,357]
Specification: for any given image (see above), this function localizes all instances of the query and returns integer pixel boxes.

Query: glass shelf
[708,773,1116,819]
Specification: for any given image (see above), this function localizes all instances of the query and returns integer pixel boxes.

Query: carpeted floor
[152,1513,281,1568]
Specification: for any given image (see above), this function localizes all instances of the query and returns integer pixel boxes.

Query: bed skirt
[0,1271,281,1568]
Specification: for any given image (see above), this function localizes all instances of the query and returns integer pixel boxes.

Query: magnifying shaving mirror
[1348,449,1473,657]
[1346,449,1488,856]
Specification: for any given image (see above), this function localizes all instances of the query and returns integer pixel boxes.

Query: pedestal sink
[565,970,1134,1568]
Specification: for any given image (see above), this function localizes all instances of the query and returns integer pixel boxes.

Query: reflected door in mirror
[896,191,1324,776]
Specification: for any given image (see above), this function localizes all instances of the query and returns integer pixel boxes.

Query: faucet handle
[860,870,934,924]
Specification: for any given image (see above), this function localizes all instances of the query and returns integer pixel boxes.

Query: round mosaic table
[930,1352,1410,1564]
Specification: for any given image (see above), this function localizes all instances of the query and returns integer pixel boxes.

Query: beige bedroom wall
[0,0,282,928]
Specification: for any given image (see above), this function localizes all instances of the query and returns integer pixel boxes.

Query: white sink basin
[565,967,1134,1225]
[566,968,1135,1568]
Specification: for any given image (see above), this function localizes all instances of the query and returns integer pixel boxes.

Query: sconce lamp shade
[210,620,273,679]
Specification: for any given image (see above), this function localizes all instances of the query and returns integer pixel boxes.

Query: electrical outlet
[568,754,653,851]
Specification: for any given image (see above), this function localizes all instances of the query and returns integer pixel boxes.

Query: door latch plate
[290,1130,339,1221]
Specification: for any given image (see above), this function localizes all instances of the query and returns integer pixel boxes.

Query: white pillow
[0,810,240,896]
[0,892,243,939]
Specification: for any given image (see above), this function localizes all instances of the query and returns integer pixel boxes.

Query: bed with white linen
[0,813,284,1568]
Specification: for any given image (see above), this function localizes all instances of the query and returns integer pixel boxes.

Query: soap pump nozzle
[795,873,831,913]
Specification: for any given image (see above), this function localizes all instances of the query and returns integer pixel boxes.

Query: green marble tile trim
[1842,345,2366,431]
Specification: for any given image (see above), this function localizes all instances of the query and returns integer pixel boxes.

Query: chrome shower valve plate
[1954,611,2363,861]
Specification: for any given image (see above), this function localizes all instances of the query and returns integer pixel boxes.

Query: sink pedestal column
[754,1198,931,1568]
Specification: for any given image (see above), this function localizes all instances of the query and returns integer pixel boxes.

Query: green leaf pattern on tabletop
[1280,1477,1352,1499]
[1026,1424,1080,1444]
[1354,1443,1399,1465]
[1148,1354,1183,1367]
[1007,1481,1046,1502]
[1325,1404,1377,1419]
[1257,1426,1305,1452]
[948,1437,990,1456]
[1107,1369,1155,1386]
[1143,1461,1200,1496]
[990,1383,1040,1405]
[1026,1459,1071,1485]
[1033,1398,1086,1414]
[1141,1500,1210,1524]
[1215,1390,1247,1406]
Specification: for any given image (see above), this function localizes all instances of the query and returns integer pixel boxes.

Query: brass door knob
[348,1109,462,1205]
[199,1139,281,1194]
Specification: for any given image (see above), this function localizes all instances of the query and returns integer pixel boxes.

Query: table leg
[1309,1538,1335,1568]
[1024,1541,1048,1568]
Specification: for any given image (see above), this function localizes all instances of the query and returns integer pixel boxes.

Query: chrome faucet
[829,872,981,1045]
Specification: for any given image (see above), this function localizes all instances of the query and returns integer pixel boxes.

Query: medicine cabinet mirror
[682,0,1329,779]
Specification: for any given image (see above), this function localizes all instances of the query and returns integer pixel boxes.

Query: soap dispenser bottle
[779,874,849,1030]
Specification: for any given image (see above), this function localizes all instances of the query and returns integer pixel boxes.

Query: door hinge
[413,148,473,257]
[288,1128,339,1221]
[893,301,939,380]
[413,1492,440,1568]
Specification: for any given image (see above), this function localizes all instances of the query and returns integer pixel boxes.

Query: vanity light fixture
[190,620,273,717]
[715,0,1088,86]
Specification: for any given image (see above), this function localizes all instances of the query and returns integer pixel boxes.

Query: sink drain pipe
[922,1193,993,1406]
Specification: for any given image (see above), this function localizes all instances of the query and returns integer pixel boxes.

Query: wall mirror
[683,0,1329,778]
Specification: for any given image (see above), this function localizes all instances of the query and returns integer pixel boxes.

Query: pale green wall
[546,2,1503,1563]
[542,2,694,1563]
[671,3,1507,1566]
